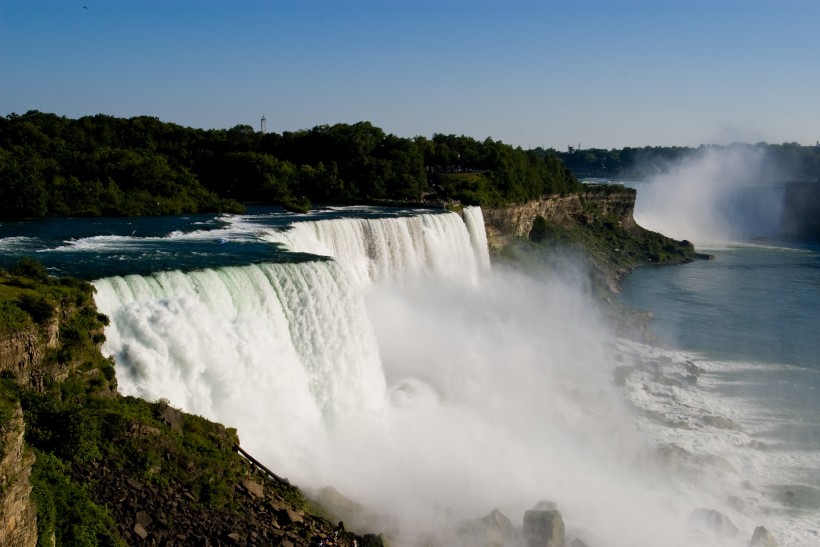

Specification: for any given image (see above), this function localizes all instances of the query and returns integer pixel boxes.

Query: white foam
[617,340,820,546]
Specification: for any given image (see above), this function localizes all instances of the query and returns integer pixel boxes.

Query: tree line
[0,111,581,218]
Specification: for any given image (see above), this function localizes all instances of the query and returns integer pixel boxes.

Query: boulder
[460,509,515,547]
[749,526,778,547]
[532,500,558,511]
[242,478,264,498]
[133,523,149,540]
[524,508,565,547]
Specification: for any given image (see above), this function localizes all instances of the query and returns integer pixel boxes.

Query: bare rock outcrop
[524,505,565,547]
[483,186,638,250]
[0,404,38,547]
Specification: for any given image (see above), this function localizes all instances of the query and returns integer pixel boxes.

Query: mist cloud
[633,145,788,244]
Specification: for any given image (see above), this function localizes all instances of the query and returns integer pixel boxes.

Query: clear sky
[2,0,818,150]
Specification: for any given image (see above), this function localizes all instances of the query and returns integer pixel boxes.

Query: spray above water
[94,207,775,546]
[633,145,789,245]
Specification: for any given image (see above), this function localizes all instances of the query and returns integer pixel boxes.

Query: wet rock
[461,508,515,547]
[684,360,703,377]
[532,500,558,511]
[524,507,565,547]
[749,525,778,547]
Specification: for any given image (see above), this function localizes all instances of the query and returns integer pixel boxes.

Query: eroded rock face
[483,186,638,250]
[0,312,60,390]
[0,328,43,384]
[0,404,38,547]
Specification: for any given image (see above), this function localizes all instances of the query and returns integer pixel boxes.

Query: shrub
[17,293,54,325]
[12,257,49,281]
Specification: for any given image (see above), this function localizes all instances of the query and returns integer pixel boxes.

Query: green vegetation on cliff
[0,261,379,546]
[489,186,704,340]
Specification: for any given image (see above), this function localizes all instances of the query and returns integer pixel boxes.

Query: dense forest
[551,142,820,181]
[0,111,580,218]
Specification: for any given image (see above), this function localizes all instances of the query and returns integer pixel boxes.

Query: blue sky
[2,0,818,149]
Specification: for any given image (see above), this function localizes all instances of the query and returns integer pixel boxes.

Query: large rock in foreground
[749,525,778,547]
[523,507,565,547]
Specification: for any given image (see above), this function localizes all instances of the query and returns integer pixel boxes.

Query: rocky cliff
[0,405,38,547]
[482,184,638,250]
[482,184,704,295]
[0,318,59,390]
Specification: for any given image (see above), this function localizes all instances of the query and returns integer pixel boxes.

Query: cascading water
[93,208,487,475]
[263,209,485,287]
[88,205,780,547]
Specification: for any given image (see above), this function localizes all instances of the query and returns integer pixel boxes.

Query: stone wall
[482,185,638,249]
[0,405,38,547]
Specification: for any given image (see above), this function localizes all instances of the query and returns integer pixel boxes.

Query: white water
[93,260,390,463]
[92,207,790,546]
[260,209,487,287]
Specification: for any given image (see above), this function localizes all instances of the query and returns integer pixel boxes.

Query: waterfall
[262,207,487,287]
[93,207,490,472]
[94,261,386,435]
[90,205,734,546]
[462,206,492,271]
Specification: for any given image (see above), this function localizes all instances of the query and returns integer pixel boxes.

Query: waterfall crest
[93,207,489,447]
[262,207,488,287]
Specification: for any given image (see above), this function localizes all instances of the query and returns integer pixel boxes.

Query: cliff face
[483,185,638,249]
[0,405,38,547]
[0,319,58,388]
